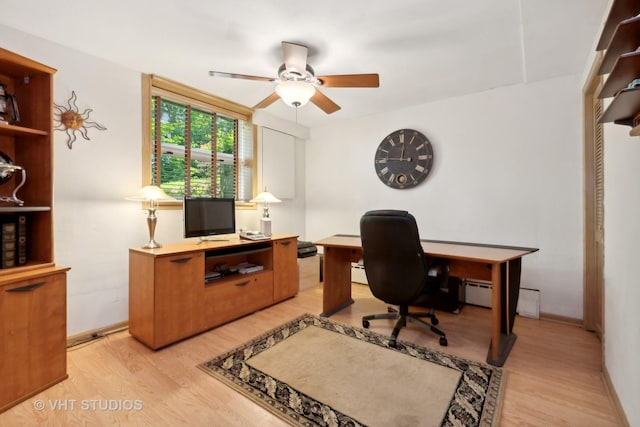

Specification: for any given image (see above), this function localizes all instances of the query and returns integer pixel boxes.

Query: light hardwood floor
[0,283,621,426]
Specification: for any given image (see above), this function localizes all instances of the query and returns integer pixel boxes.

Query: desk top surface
[315,234,538,263]
[130,234,298,257]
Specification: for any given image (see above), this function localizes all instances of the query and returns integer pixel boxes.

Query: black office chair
[360,210,448,347]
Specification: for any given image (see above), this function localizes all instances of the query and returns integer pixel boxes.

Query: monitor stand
[197,236,229,244]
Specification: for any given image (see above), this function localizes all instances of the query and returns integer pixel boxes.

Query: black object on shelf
[297,240,317,258]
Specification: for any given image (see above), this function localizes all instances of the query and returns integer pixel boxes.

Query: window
[142,75,255,203]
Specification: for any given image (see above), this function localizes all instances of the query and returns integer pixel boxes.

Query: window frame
[141,74,257,209]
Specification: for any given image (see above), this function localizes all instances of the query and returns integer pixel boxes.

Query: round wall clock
[374,129,434,189]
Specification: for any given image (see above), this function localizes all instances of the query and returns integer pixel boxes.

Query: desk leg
[489,262,502,364]
[321,246,355,317]
[487,258,522,366]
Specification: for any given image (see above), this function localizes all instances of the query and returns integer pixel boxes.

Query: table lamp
[125,185,174,248]
[250,189,281,236]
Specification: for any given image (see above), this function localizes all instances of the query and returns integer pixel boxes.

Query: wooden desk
[314,234,538,366]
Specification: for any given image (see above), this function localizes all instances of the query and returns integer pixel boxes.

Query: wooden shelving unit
[596,0,640,51]
[0,123,49,137]
[599,51,640,98]
[598,16,640,75]
[599,86,640,126]
[596,0,640,133]
[0,48,69,413]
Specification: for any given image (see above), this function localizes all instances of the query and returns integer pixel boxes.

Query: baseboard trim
[538,311,583,327]
[602,364,630,427]
[67,321,129,348]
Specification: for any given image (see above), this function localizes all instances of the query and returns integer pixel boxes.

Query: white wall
[306,74,584,319]
[1,24,146,335]
[3,13,638,426]
[253,114,308,240]
[603,123,640,425]
[0,24,307,335]
[259,138,307,239]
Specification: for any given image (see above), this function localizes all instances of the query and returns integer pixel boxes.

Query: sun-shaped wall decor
[54,91,107,149]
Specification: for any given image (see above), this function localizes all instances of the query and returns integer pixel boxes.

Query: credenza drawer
[202,271,274,327]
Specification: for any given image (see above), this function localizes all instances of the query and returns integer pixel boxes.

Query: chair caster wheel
[431,317,439,326]
[389,339,397,348]
[362,319,370,328]
[439,337,448,346]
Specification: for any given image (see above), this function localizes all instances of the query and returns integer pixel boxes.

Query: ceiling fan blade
[253,92,281,109]
[310,90,341,114]
[282,41,308,74]
[209,71,275,82]
[316,74,380,88]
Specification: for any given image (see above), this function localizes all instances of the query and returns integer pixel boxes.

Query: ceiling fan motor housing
[277,64,319,85]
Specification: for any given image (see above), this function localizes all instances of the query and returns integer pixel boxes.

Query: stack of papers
[237,262,264,274]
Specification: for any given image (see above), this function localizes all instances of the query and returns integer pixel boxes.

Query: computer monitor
[183,197,236,239]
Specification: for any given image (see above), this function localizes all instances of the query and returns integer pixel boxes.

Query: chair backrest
[360,210,430,305]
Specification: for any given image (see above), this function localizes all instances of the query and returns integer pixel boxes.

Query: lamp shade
[250,191,282,204]
[125,185,174,202]
[275,81,315,107]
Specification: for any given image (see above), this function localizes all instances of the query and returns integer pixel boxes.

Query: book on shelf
[0,214,26,268]
[237,262,264,274]
[205,271,222,282]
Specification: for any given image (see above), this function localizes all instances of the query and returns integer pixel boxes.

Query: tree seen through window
[151,97,239,199]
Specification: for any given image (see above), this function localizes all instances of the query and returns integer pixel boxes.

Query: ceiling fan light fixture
[275,80,315,108]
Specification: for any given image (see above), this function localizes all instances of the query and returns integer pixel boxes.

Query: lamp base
[260,217,272,237]
[143,208,161,249]
[143,239,162,249]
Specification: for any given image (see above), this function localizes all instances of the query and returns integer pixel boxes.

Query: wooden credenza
[0,267,69,412]
[128,234,298,349]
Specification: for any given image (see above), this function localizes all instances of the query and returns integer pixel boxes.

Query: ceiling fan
[209,41,379,114]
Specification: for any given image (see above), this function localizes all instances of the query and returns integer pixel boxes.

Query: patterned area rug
[199,313,504,427]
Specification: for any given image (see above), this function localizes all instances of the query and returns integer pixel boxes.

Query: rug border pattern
[199,313,504,427]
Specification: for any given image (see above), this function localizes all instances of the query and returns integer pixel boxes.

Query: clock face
[374,129,434,189]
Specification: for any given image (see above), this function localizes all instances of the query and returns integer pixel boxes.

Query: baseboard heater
[464,279,492,307]
[351,264,539,318]
[352,262,368,284]
[463,279,540,319]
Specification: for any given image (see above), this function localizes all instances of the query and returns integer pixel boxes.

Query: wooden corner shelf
[599,86,640,125]
[596,0,640,133]
[0,123,49,137]
[597,0,640,51]
[598,16,640,75]
[0,206,51,213]
[598,51,640,98]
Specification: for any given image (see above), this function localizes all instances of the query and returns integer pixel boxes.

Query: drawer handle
[6,282,46,293]
[280,241,292,246]
[170,257,192,264]
[235,280,250,287]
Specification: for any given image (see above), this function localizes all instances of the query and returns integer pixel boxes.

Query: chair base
[362,306,447,347]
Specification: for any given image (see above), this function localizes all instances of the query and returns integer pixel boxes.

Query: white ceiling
[1,0,608,128]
